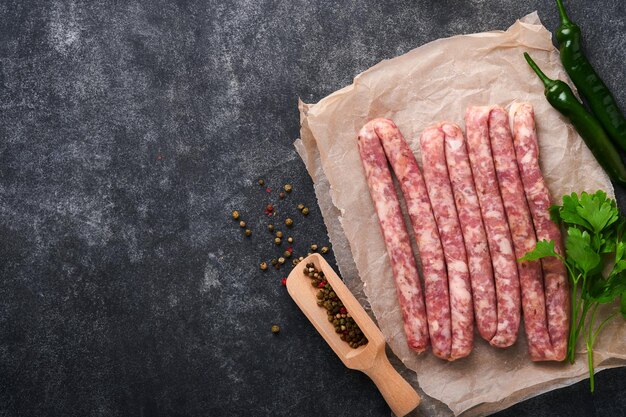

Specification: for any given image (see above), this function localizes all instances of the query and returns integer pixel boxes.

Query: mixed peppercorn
[230,179,336,335]
[230,180,330,274]
[304,263,368,349]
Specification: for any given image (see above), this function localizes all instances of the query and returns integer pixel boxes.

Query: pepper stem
[523,53,554,88]
[556,0,572,25]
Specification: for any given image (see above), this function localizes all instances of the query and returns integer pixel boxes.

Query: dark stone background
[1,1,625,416]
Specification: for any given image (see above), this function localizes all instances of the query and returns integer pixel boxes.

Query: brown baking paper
[295,12,626,417]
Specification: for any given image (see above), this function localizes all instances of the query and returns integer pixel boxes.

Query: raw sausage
[443,122,497,342]
[420,124,474,359]
[511,103,570,361]
[373,120,451,359]
[358,118,450,356]
[357,119,430,353]
[465,106,521,348]
[361,119,452,358]
[489,106,555,359]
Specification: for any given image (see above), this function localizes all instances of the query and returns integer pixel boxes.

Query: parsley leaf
[559,192,592,230]
[565,227,601,274]
[518,239,559,262]
[577,191,619,234]
[588,272,626,304]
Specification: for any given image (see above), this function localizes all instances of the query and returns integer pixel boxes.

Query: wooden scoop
[286,253,420,417]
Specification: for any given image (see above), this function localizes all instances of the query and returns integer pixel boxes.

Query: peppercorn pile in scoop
[304,262,368,349]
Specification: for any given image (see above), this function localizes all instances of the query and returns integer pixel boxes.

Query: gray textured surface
[1,1,625,416]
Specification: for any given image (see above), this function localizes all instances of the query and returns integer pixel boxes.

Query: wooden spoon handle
[363,352,420,417]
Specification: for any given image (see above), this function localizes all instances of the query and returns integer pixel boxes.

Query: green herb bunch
[520,191,626,392]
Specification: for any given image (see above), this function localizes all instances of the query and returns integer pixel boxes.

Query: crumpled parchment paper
[295,12,626,417]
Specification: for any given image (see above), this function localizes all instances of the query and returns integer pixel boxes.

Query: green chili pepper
[556,0,626,151]
[524,53,626,186]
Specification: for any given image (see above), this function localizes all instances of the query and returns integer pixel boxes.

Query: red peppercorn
[286,247,293,253]
[281,278,287,286]
[263,203,276,216]
[317,281,325,288]
[340,307,347,314]
[266,187,271,193]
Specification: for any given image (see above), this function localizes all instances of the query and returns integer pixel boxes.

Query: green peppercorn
[232,210,240,220]
[284,184,292,193]
[239,220,246,228]
[302,263,367,348]
[278,257,285,264]
[271,325,280,334]
[245,229,252,236]
[287,237,293,243]
[310,244,318,251]
[285,218,293,227]
[260,262,268,270]
[268,224,274,232]
[271,258,278,266]
[258,179,264,186]
[275,231,283,238]
[283,251,291,258]
[321,246,329,254]
[301,207,309,215]
[274,237,281,245]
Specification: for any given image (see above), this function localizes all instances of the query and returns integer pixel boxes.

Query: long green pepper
[523,53,626,186]
[556,0,626,151]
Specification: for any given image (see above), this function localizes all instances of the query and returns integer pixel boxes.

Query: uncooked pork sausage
[358,118,451,356]
[465,106,521,348]
[511,103,570,361]
[420,124,474,360]
[489,106,556,359]
[443,122,497,342]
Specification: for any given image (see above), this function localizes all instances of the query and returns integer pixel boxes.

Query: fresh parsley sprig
[520,190,626,392]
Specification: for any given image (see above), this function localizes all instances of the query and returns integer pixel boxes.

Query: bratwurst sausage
[510,103,570,361]
[358,118,450,355]
[443,122,497,342]
[465,106,521,348]
[420,123,474,360]
[489,106,555,359]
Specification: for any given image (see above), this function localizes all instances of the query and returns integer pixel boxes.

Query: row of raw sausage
[357,103,569,361]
